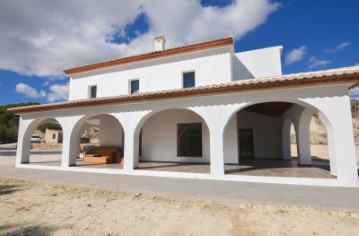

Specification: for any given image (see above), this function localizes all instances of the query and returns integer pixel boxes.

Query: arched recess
[222,99,334,178]
[19,117,64,166]
[68,113,124,168]
[134,108,210,173]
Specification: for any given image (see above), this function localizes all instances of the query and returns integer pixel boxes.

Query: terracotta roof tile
[9,65,359,114]
[64,37,234,75]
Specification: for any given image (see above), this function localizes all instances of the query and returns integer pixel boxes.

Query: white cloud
[285,46,306,65]
[15,83,46,99]
[308,56,331,69]
[0,0,280,77]
[47,83,69,102]
[15,82,69,102]
[325,42,351,54]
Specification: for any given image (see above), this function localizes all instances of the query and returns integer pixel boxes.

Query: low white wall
[140,109,210,163]
[233,46,282,80]
[237,110,282,159]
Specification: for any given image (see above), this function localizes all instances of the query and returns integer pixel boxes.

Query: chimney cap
[155,35,166,42]
[154,35,166,51]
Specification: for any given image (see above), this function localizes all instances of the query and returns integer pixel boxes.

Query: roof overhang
[64,37,234,75]
[9,66,359,115]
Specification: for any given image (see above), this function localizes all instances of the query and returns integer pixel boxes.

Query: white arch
[16,117,64,165]
[130,108,210,169]
[67,113,124,166]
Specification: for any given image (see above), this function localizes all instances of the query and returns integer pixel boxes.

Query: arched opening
[136,109,210,173]
[21,117,63,166]
[308,115,330,166]
[70,114,124,169]
[223,101,333,178]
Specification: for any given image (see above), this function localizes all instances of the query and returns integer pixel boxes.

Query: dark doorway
[239,129,254,159]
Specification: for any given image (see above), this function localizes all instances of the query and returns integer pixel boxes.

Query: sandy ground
[0,177,359,236]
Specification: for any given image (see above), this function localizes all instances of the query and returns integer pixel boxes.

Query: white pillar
[194,105,241,177]
[296,109,313,165]
[281,119,292,160]
[15,117,32,166]
[323,99,357,185]
[208,122,226,176]
[58,117,82,167]
[304,93,358,186]
[116,112,149,172]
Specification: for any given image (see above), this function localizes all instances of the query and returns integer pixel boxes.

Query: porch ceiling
[244,102,293,117]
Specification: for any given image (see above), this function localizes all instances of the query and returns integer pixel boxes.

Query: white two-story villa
[10,36,359,187]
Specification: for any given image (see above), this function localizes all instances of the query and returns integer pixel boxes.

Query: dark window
[52,134,56,139]
[131,80,139,94]
[183,72,195,88]
[177,123,202,157]
[239,129,254,158]
[90,85,97,98]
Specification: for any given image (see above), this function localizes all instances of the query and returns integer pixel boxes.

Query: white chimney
[154,35,166,51]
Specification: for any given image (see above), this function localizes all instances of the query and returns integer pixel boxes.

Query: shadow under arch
[19,117,64,165]
[68,113,125,167]
[134,107,211,173]
[222,99,334,178]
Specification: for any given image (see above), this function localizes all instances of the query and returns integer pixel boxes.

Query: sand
[1,177,359,236]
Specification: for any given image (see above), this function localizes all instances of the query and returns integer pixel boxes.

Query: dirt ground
[0,178,358,236]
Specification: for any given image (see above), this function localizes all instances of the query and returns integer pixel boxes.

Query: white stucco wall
[140,109,210,163]
[97,115,123,147]
[233,46,282,80]
[68,46,233,100]
[237,110,282,159]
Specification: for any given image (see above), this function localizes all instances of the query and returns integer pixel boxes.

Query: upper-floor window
[89,85,97,98]
[183,72,195,88]
[130,79,139,94]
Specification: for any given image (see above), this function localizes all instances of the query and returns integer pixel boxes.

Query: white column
[281,119,292,160]
[208,122,226,176]
[296,109,313,165]
[323,99,357,185]
[304,93,358,186]
[58,117,82,167]
[15,117,32,166]
[115,111,149,172]
[122,125,140,171]
[194,105,241,177]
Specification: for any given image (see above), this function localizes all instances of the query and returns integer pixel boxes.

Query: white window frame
[128,79,140,94]
[88,85,97,99]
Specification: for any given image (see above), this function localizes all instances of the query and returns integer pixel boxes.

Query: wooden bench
[83,146,123,164]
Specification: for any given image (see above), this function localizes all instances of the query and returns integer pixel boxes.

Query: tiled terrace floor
[27,152,334,179]
[139,157,333,178]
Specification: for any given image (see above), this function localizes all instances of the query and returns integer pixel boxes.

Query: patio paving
[24,151,334,179]
[138,157,333,179]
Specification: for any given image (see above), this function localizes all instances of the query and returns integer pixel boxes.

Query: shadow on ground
[0,224,59,236]
[0,184,22,196]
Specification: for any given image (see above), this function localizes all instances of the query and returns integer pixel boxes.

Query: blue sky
[0,0,358,105]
